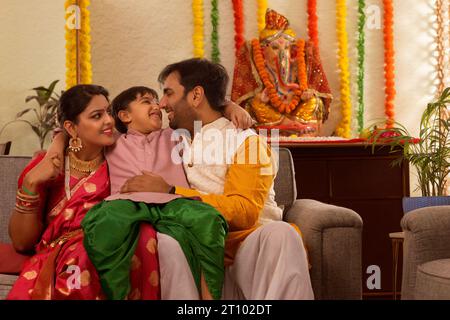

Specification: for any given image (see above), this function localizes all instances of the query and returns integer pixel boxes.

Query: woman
[7,84,160,300]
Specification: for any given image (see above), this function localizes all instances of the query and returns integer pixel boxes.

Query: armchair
[401,205,450,299]
[274,148,363,299]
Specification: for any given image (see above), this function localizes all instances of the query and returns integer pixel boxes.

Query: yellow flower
[65,0,92,88]
[192,0,204,58]
[335,0,352,138]
[256,0,268,32]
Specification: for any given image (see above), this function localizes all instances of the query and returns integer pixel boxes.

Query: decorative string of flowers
[307,0,319,48]
[383,0,395,128]
[65,0,92,89]
[192,0,205,58]
[210,0,220,63]
[256,0,268,32]
[435,0,446,95]
[335,0,352,138]
[232,0,244,57]
[357,0,366,133]
[252,39,308,114]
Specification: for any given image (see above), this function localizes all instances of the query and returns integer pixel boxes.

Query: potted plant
[366,86,450,212]
[0,80,62,150]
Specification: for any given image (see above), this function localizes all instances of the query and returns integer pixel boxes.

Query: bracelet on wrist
[21,185,38,196]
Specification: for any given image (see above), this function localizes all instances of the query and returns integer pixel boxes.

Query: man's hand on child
[120,170,172,193]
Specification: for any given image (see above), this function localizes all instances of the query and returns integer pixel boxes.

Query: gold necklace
[68,151,104,174]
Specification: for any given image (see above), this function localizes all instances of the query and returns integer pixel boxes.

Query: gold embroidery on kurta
[131,255,141,270]
[63,208,75,220]
[57,286,71,296]
[146,238,157,254]
[149,270,159,287]
[80,270,91,287]
[83,182,97,193]
[83,202,95,209]
[23,270,37,280]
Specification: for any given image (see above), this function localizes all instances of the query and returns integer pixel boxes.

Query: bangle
[168,186,176,194]
[21,185,37,196]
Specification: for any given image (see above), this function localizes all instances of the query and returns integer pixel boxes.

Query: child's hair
[111,86,159,133]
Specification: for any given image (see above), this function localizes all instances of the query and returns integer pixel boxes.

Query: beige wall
[0,0,65,155]
[90,0,447,140]
[1,1,448,194]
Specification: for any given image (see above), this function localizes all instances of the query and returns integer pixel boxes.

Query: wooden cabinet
[283,143,409,299]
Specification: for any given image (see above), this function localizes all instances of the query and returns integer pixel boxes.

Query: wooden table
[281,142,409,299]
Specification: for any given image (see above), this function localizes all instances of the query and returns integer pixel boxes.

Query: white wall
[90,0,447,140]
[0,0,65,155]
[1,0,448,194]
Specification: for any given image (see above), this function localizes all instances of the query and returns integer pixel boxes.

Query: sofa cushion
[0,274,18,300]
[0,243,30,274]
[415,259,450,300]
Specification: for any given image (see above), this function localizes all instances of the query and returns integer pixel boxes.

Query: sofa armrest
[400,205,450,299]
[284,199,363,300]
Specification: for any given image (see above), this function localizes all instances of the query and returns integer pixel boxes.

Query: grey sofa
[401,205,450,299]
[0,149,363,299]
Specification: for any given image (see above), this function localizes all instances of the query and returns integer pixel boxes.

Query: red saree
[7,153,160,300]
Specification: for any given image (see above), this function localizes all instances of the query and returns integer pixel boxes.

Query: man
[123,58,313,299]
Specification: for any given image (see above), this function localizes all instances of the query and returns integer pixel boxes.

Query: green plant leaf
[16,108,32,118]
[25,95,40,103]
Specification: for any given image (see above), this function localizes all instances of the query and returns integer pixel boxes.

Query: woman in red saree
[7,84,160,300]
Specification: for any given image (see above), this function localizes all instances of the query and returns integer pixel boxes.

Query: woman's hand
[47,131,68,163]
[223,100,255,129]
[23,153,62,192]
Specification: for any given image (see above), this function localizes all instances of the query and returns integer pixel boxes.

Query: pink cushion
[0,243,31,275]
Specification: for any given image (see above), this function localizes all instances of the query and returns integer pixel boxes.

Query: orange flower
[252,39,308,114]
[383,0,395,128]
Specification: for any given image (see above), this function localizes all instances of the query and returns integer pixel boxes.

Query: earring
[68,137,83,153]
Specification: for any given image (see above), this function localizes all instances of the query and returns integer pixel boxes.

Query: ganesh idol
[231,9,333,137]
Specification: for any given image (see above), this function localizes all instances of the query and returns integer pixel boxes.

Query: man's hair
[158,58,229,112]
[111,86,159,133]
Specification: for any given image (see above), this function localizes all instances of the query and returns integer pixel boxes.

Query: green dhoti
[81,198,228,300]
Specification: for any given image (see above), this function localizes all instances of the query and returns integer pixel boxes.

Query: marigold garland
[192,0,205,58]
[65,0,92,89]
[435,0,446,95]
[210,0,220,63]
[335,0,352,138]
[357,0,366,133]
[252,39,308,114]
[256,0,268,33]
[307,0,319,48]
[232,0,244,57]
[383,0,395,128]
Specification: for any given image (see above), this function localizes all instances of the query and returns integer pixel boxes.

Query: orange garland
[252,39,308,114]
[232,0,244,57]
[383,0,396,128]
[307,0,319,48]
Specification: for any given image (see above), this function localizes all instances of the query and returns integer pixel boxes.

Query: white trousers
[157,232,200,299]
[222,221,314,300]
[157,221,314,300]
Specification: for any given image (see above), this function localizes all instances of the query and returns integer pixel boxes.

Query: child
[52,86,252,300]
